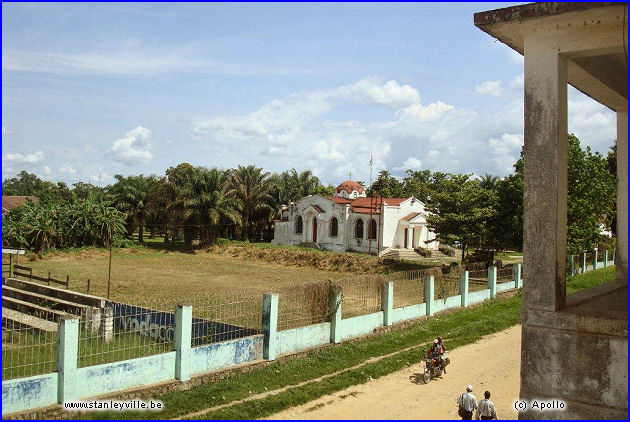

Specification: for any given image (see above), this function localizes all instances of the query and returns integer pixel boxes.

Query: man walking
[476,391,498,420]
[457,385,478,420]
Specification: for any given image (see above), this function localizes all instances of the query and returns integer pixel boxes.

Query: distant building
[272,180,438,255]
[2,196,38,215]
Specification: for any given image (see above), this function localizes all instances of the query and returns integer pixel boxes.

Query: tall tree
[368,170,405,197]
[425,174,497,262]
[109,174,157,243]
[231,165,272,242]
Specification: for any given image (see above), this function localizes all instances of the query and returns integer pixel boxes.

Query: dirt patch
[265,325,521,420]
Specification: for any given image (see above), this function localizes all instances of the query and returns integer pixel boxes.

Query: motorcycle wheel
[423,369,431,384]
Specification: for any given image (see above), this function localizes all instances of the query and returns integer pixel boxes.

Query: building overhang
[474,2,628,111]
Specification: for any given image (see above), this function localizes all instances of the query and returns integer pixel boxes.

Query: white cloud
[475,80,503,97]
[58,162,77,176]
[401,157,423,170]
[397,101,455,122]
[42,166,52,176]
[4,150,44,164]
[337,78,420,108]
[510,74,524,89]
[111,126,154,165]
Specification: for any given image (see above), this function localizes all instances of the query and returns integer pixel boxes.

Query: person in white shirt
[476,391,498,420]
[457,385,478,420]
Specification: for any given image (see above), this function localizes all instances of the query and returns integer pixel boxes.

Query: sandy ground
[266,325,521,420]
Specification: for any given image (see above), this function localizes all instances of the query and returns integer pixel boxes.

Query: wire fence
[75,300,174,368]
[274,281,330,331]
[2,315,57,380]
[496,266,514,282]
[394,271,426,308]
[468,268,489,292]
[337,275,385,318]
[190,291,262,346]
[435,271,462,299]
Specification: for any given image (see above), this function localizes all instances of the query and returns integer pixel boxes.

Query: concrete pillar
[406,227,413,249]
[616,110,627,283]
[603,250,609,268]
[593,249,598,270]
[459,271,469,307]
[101,307,114,342]
[488,266,497,299]
[262,293,279,360]
[514,263,522,289]
[424,275,434,316]
[568,255,574,276]
[57,316,80,404]
[522,38,568,311]
[174,305,192,381]
[382,282,393,326]
[582,252,587,274]
[329,286,342,344]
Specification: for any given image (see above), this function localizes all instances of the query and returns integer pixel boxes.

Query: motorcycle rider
[437,336,447,373]
[427,339,443,371]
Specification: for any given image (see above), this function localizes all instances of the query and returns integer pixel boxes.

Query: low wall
[497,280,516,292]
[276,322,330,356]
[340,311,384,340]
[391,303,426,324]
[191,335,263,376]
[435,295,461,313]
[76,352,176,399]
[468,289,491,304]
[2,373,58,415]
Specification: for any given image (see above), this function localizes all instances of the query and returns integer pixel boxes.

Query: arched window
[329,217,338,237]
[369,219,377,240]
[355,219,364,239]
[295,216,303,234]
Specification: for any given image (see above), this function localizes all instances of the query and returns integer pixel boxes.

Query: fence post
[593,248,598,270]
[262,293,278,360]
[568,254,574,276]
[57,316,80,404]
[382,282,393,326]
[424,275,435,316]
[612,249,616,266]
[66,275,70,289]
[514,263,522,289]
[459,271,469,307]
[174,304,192,381]
[603,250,608,268]
[329,286,342,344]
[9,254,12,277]
[488,267,497,299]
[47,271,51,286]
[582,252,587,273]
[87,279,91,293]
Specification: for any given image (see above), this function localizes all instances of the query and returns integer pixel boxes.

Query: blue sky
[2,2,617,186]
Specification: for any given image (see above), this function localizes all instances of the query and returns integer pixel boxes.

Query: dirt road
[266,325,521,420]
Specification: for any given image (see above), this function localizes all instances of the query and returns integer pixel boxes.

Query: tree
[425,174,497,262]
[368,170,405,197]
[402,170,432,202]
[178,167,241,244]
[109,174,157,243]
[231,165,273,242]
[566,134,616,253]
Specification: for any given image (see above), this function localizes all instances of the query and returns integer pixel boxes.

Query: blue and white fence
[2,258,608,416]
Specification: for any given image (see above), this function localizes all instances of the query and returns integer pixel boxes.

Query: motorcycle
[423,351,450,384]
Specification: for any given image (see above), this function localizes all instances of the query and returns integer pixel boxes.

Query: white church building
[272,180,438,255]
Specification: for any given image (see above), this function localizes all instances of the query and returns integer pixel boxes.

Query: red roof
[324,196,409,213]
[327,196,352,204]
[2,196,38,214]
[402,212,420,221]
[335,180,365,194]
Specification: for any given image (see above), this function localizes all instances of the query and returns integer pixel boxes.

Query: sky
[2,2,618,187]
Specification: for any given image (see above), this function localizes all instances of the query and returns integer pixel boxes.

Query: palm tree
[230,165,273,242]
[109,174,157,243]
[95,203,126,299]
[178,167,241,245]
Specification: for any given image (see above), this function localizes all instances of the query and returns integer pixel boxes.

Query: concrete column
[382,282,393,326]
[329,286,342,344]
[582,252,587,273]
[57,316,80,404]
[488,266,497,299]
[603,250,609,268]
[616,110,627,282]
[593,249,598,270]
[101,307,114,342]
[522,37,568,311]
[262,293,279,360]
[514,263,522,289]
[406,227,413,249]
[174,305,192,381]
[424,275,434,316]
[568,255,574,276]
[459,271,469,307]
